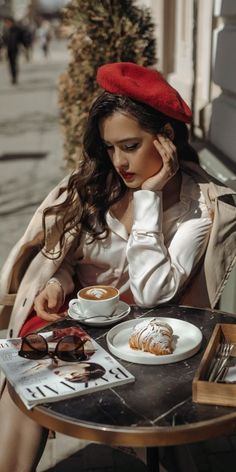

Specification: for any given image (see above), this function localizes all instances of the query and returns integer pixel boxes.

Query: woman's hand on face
[33,284,66,322]
[141,135,179,191]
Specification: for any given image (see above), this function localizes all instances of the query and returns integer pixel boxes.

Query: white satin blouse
[54,171,212,307]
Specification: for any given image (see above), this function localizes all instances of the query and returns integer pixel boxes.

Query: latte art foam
[79,285,118,301]
[87,288,107,299]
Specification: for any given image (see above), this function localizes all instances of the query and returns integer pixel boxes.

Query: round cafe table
[9,305,236,472]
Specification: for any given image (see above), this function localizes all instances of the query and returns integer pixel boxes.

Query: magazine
[0,325,135,410]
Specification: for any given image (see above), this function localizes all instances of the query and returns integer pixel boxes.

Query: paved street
[1,39,236,472]
[0,39,67,268]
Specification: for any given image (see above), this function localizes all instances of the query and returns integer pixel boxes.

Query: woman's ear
[162,123,175,141]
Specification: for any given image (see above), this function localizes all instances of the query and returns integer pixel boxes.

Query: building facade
[139,0,236,312]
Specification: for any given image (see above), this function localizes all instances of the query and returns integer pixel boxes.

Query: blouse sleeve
[126,189,212,307]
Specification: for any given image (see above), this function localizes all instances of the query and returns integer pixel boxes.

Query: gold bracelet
[46,278,65,302]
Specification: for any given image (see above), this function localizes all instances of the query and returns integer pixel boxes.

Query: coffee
[79,286,118,301]
[68,285,120,320]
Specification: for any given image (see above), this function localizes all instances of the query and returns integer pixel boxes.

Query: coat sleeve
[126,190,212,307]
[51,251,77,296]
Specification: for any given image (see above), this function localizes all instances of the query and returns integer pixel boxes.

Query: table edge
[9,384,236,447]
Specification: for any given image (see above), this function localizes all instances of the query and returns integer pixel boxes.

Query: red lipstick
[120,171,135,181]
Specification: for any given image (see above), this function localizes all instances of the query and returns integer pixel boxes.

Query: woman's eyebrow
[102,137,139,144]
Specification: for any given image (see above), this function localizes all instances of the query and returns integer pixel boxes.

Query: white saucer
[67,301,131,327]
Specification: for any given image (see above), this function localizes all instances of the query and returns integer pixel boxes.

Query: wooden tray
[192,323,236,407]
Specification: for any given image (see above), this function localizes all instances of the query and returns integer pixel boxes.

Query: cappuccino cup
[68,285,119,319]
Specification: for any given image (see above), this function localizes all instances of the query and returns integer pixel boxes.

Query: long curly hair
[42,92,197,258]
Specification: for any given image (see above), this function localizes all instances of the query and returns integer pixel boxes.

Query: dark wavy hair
[42,91,197,258]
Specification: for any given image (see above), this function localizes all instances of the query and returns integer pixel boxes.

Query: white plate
[106,317,202,365]
[67,301,131,327]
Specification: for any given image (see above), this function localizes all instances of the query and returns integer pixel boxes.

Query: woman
[54,362,106,383]
[0,62,235,471]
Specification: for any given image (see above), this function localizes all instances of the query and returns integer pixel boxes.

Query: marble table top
[10,305,236,447]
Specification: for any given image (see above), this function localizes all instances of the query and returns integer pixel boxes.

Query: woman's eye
[124,143,138,151]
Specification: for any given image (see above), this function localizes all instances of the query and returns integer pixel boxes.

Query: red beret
[96,62,192,123]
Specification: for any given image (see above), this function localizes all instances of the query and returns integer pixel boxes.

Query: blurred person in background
[19,18,36,62]
[2,16,29,85]
[36,19,52,58]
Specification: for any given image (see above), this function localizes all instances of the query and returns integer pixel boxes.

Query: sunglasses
[19,333,88,362]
